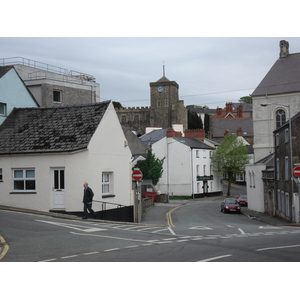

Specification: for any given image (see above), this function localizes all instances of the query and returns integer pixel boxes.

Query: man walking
[82,182,96,219]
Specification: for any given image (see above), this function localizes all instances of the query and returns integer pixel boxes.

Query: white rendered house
[152,134,223,198]
[0,101,133,213]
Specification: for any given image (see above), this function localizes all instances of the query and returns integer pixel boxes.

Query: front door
[51,168,65,209]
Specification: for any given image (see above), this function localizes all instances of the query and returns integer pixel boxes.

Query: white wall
[0,68,38,124]
[0,102,133,212]
[153,137,222,197]
[246,164,266,212]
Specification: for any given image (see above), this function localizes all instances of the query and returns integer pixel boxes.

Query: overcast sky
[1,2,300,109]
[2,37,300,108]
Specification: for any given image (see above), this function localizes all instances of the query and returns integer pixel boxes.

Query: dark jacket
[83,187,94,204]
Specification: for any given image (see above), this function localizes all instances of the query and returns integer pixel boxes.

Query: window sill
[10,192,37,194]
[102,194,115,199]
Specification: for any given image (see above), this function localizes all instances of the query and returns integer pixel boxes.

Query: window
[277,189,281,211]
[0,103,6,116]
[13,169,35,191]
[285,128,289,143]
[196,150,199,158]
[285,156,289,181]
[203,165,206,176]
[276,158,280,180]
[276,109,286,128]
[0,168,2,181]
[275,133,279,146]
[53,90,62,103]
[285,192,290,217]
[102,172,111,195]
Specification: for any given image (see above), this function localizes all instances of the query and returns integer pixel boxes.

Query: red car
[221,198,241,214]
[237,195,248,207]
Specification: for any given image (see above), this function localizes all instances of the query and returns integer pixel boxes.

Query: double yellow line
[0,236,9,260]
[166,204,190,228]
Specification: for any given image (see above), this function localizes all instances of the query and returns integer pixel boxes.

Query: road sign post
[294,166,300,178]
[132,169,143,223]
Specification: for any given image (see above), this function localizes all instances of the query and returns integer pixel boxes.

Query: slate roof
[212,118,253,138]
[140,128,168,147]
[251,53,300,97]
[0,101,110,155]
[173,137,214,150]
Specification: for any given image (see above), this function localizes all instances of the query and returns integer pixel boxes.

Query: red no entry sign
[294,166,300,177]
[132,170,143,181]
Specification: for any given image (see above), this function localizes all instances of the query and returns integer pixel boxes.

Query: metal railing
[0,57,68,75]
[0,57,95,81]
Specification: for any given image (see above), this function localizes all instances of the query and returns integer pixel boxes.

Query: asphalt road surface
[1,197,300,262]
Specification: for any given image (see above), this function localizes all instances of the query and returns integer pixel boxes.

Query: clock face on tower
[157,86,164,93]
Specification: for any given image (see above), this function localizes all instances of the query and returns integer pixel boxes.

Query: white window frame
[102,172,112,195]
[13,169,36,192]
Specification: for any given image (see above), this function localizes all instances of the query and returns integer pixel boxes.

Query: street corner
[0,235,9,260]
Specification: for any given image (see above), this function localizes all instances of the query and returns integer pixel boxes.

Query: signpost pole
[132,168,143,223]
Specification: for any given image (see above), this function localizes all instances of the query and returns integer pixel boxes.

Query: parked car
[237,195,248,206]
[221,198,241,214]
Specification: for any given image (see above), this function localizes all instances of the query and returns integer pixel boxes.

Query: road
[1,197,300,262]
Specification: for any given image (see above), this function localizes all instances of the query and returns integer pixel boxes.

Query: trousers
[83,202,95,218]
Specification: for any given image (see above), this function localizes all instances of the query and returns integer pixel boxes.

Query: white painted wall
[245,164,266,212]
[0,68,38,124]
[0,102,133,212]
[152,137,222,197]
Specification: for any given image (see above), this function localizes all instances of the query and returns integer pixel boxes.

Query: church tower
[149,66,187,130]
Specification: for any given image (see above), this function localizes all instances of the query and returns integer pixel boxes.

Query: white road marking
[82,252,99,256]
[61,254,79,259]
[36,219,106,232]
[198,254,232,262]
[238,228,246,234]
[259,226,282,229]
[168,227,176,235]
[104,248,120,252]
[189,226,213,230]
[256,244,300,252]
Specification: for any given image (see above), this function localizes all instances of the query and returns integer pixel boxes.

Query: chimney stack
[280,40,289,58]
[237,127,243,136]
[184,129,205,141]
[226,102,233,114]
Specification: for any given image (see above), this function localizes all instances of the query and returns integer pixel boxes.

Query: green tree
[135,150,165,185]
[239,96,252,104]
[188,110,203,129]
[211,134,250,196]
[112,101,123,109]
[204,113,210,135]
